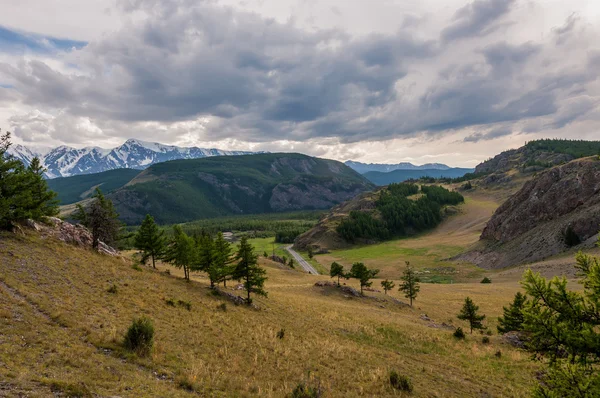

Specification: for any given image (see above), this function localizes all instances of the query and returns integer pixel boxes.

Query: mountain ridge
[345,160,451,174]
[104,153,375,224]
[8,139,265,178]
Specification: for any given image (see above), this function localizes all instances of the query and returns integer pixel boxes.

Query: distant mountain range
[344,160,451,174]
[8,139,263,178]
[363,168,475,186]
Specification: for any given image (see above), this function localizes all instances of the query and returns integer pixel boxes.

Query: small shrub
[165,298,176,307]
[389,371,413,392]
[481,277,492,284]
[495,350,502,358]
[277,328,285,339]
[131,264,143,272]
[210,289,221,297]
[217,303,227,312]
[482,336,490,344]
[176,376,197,392]
[177,300,192,311]
[263,251,268,258]
[291,382,322,398]
[163,269,171,275]
[107,284,118,294]
[486,329,493,336]
[453,327,466,339]
[123,317,154,356]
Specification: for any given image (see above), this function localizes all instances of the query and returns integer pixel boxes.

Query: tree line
[330,260,421,305]
[135,214,267,304]
[337,183,464,243]
[0,131,59,229]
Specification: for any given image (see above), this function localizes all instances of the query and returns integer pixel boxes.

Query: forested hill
[108,153,375,225]
[475,139,600,175]
[295,183,464,250]
[364,168,474,185]
[47,168,141,205]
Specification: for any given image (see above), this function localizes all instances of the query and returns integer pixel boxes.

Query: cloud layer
[0,0,599,165]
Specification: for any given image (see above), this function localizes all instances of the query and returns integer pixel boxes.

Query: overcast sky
[1,0,599,167]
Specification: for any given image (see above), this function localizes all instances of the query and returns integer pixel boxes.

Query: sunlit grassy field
[0,229,543,397]
[312,193,499,283]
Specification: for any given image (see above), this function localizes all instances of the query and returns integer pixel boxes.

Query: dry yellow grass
[0,226,542,397]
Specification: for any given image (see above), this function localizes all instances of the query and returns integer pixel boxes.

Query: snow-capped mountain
[344,160,451,174]
[8,139,264,178]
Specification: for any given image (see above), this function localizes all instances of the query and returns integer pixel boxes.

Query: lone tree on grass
[134,214,166,268]
[74,188,120,249]
[350,262,379,295]
[519,249,600,397]
[399,264,420,306]
[163,225,195,281]
[330,262,346,286]
[497,292,527,334]
[381,279,395,295]
[457,297,486,333]
[233,236,267,304]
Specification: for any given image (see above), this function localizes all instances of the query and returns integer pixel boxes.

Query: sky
[0,0,599,167]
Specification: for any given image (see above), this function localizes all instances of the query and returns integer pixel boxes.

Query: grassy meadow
[1,190,585,397]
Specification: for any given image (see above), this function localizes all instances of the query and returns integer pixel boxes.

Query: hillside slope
[109,153,374,224]
[0,230,537,397]
[364,168,474,185]
[48,168,141,205]
[461,157,600,268]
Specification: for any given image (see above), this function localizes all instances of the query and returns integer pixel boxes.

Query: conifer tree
[330,262,345,286]
[349,262,379,295]
[399,264,420,306]
[163,225,195,281]
[133,214,166,269]
[381,279,395,295]
[232,236,267,304]
[457,297,486,333]
[497,292,527,334]
[75,188,121,249]
[212,232,234,287]
[520,250,600,397]
[0,132,58,229]
[24,157,59,219]
[195,233,217,287]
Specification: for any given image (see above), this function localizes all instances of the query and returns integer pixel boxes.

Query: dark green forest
[337,183,464,243]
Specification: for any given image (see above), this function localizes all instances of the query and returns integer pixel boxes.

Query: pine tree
[163,225,195,281]
[520,251,600,397]
[195,234,217,287]
[497,292,527,334]
[75,188,121,249]
[23,157,59,219]
[212,232,234,287]
[399,264,420,306]
[232,236,267,304]
[330,262,345,286]
[457,297,486,333]
[349,262,379,295]
[381,279,395,295]
[0,132,58,229]
[133,214,166,269]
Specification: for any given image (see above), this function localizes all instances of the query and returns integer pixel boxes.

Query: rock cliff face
[462,158,600,268]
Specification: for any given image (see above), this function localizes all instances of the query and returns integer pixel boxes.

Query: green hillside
[47,168,141,205]
[109,153,374,225]
[364,168,474,185]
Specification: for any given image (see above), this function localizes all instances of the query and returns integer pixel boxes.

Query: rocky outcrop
[462,158,600,268]
[475,147,573,175]
[25,217,119,256]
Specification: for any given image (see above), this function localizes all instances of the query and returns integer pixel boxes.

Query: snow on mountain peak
[9,139,263,178]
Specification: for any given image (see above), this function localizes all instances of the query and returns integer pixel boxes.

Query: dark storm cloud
[1,0,599,146]
[441,0,515,42]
